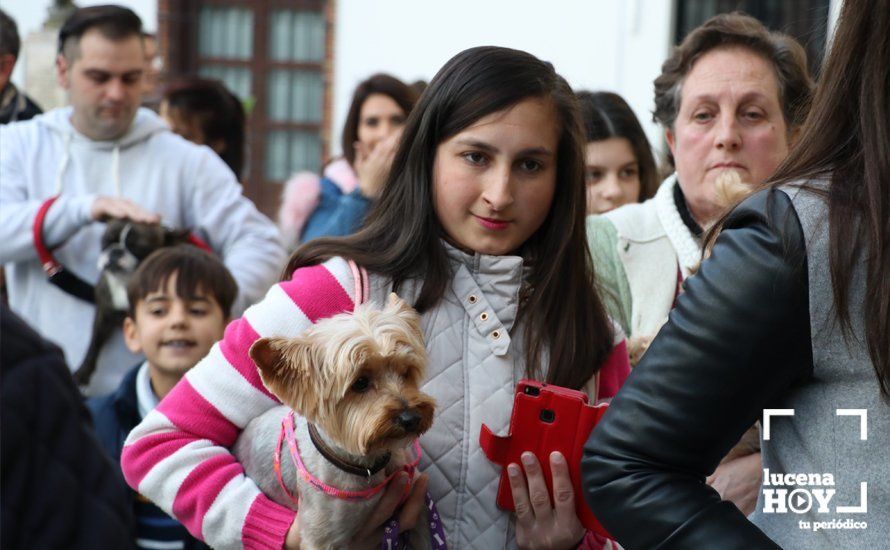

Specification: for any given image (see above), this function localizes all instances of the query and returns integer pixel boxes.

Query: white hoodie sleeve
[0,124,96,264]
[184,147,286,315]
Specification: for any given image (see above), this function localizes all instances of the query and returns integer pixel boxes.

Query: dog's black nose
[396,409,421,433]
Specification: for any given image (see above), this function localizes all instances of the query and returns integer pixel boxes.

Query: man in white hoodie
[0,5,285,396]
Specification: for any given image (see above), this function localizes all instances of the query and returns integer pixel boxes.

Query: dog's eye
[351,376,370,393]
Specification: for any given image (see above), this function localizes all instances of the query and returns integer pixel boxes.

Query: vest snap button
[491,330,500,339]
[480,312,489,322]
[468,295,478,304]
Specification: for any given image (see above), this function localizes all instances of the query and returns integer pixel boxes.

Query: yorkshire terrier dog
[73,219,190,386]
[234,293,437,550]
[713,168,755,214]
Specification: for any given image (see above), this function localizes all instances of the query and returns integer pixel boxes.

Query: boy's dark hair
[0,8,21,59]
[163,78,246,178]
[58,5,143,59]
[127,245,238,319]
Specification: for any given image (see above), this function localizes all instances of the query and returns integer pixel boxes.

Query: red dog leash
[32,195,214,303]
[33,196,96,303]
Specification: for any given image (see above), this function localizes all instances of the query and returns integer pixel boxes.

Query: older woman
[587,12,813,516]
[588,13,812,341]
[583,0,889,546]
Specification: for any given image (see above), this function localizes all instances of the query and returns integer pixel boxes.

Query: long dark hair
[576,91,660,201]
[709,1,890,396]
[288,46,614,389]
[340,73,418,167]
[163,78,246,178]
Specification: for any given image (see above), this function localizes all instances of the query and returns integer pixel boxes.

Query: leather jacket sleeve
[581,188,813,549]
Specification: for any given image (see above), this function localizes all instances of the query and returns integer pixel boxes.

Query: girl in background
[160,78,246,179]
[576,91,658,215]
[122,46,629,549]
[278,74,417,248]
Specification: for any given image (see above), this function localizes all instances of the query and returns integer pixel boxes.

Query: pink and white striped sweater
[122,258,360,549]
[121,256,630,549]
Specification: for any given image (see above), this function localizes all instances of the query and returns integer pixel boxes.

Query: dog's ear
[101,219,126,247]
[249,336,319,418]
[165,227,192,246]
[385,293,423,340]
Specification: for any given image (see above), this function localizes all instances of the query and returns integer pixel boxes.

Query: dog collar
[273,411,421,504]
[307,423,391,477]
[33,196,96,303]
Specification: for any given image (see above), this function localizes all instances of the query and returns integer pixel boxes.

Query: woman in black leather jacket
[581,1,890,548]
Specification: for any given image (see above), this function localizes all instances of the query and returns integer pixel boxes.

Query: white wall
[333,0,674,158]
[2,0,156,92]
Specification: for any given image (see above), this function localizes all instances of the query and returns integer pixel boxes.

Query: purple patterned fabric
[381,492,447,549]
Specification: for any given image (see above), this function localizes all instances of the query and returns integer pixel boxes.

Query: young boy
[87,245,237,550]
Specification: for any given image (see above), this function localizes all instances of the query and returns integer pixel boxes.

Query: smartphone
[479,379,610,536]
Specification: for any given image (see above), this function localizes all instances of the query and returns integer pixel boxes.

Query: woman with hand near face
[279,74,418,248]
[586,12,813,517]
[577,91,659,215]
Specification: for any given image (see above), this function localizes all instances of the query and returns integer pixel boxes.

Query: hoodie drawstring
[53,134,122,197]
[112,144,121,196]
[53,132,72,195]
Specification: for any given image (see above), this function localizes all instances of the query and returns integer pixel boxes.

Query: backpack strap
[347,259,370,306]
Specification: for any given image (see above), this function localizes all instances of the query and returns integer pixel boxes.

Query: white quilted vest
[366,245,527,549]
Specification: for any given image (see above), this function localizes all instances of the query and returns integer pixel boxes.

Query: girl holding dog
[123,46,628,549]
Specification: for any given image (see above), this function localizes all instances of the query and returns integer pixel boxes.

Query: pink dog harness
[272,397,447,550]
[273,411,422,503]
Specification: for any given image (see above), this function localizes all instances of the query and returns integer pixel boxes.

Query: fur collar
[653,175,702,275]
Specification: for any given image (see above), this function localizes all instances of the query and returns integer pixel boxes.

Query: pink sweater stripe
[172,454,244,536]
[157,378,240,447]
[242,495,297,550]
[120,258,357,548]
[280,263,354,321]
[598,340,630,400]
[219,317,278,400]
[121,431,193,489]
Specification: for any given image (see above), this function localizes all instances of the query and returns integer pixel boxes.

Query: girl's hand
[509,451,586,550]
[283,472,428,550]
[284,516,301,550]
[707,452,762,515]
[349,472,429,550]
[353,130,402,199]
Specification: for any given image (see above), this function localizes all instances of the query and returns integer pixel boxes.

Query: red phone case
[479,379,610,537]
